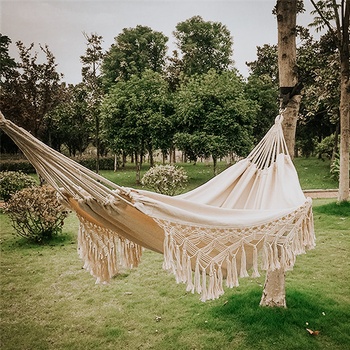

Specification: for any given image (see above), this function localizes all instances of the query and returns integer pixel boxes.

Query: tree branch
[309,0,338,44]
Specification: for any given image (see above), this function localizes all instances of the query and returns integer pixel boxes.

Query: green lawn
[1,157,348,349]
[1,196,349,349]
[100,156,338,191]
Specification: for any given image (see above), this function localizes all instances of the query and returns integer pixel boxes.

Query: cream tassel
[232,255,239,287]
[240,244,249,277]
[194,258,201,294]
[225,257,233,288]
[200,268,207,302]
[251,245,260,278]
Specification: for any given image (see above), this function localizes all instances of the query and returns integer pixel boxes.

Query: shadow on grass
[313,201,350,217]
[207,288,350,350]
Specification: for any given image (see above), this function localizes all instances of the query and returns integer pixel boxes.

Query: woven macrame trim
[154,199,315,302]
[77,214,143,284]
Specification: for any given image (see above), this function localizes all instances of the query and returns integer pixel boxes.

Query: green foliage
[45,83,91,155]
[315,134,335,159]
[4,185,69,243]
[0,161,36,174]
[101,69,171,158]
[141,164,188,195]
[0,170,37,201]
[102,25,168,88]
[76,156,118,171]
[174,16,233,76]
[174,69,257,162]
[330,154,340,180]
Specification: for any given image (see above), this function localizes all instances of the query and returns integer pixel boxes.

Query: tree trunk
[338,74,350,202]
[260,269,286,308]
[95,115,100,174]
[277,0,300,160]
[261,0,301,308]
[331,120,340,163]
[135,152,141,185]
[213,157,217,176]
[337,5,350,202]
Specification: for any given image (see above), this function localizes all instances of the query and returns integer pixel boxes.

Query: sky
[1,0,317,85]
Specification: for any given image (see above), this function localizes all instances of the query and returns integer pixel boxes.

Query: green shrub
[4,185,69,243]
[76,156,119,171]
[0,161,36,173]
[141,164,188,196]
[315,134,335,159]
[0,171,37,201]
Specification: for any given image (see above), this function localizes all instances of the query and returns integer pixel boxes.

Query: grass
[1,193,349,349]
[1,157,348,349]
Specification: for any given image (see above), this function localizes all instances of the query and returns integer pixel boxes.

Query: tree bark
[338,75,350,202]
[277,0,300,160]
[261,0,301,308]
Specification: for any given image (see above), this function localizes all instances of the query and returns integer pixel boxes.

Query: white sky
[1,0,317,84]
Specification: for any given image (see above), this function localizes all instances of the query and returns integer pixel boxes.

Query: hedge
[0,156,120,173]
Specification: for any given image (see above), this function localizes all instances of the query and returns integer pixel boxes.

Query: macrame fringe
[158,199,315,302]
[77,215,142,284]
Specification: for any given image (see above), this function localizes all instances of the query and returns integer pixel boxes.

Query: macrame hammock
[0,112,315,302]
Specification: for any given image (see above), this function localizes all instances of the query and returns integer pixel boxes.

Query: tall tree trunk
[331,120,340,163]
[95,114,100,174]
[135,152,141,185]
[337,4,350,202]
[261,0,301,308]
[338,73,350,202]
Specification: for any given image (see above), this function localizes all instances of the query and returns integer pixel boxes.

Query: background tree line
[0,9,348,184]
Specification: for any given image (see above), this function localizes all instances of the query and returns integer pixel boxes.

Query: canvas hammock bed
[0,112,315,302]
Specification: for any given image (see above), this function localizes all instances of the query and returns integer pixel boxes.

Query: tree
[101,70,170,183]
[45,83,91,155]
[102,26,168,88]
[80,32,105,173]
[173,16,234,77]
[174,69,257,175]
[0,40,64,140]
[260,0,303,309]
[309,0,349,202]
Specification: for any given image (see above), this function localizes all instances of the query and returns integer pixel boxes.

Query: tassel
[175,245,182,283]
[261,243,269,270]
[162,233,170,270]
[280,245,286,270]
[217,265,224,296]
[225,257,232,288]
[200,268,207,302]
[251,245,260,278]
[207,264,215,300]
[268,243,275,270]
[273,243,281,269]
[194,258,201,294]
[186,255,194,292]
[240,244,249,278]
[182,247,188,283]
[232,255,239,287]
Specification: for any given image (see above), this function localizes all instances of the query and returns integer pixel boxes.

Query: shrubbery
[4,185,69,243]
[0,161,36,173]
[141,164,188,196]
[0,171,37,201]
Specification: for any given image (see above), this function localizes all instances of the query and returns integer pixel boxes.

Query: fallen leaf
[223,300,228,306]
[306,328,319,336]
[125,292,132,295]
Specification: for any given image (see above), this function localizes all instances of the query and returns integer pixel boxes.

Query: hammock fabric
[0,112,315,301]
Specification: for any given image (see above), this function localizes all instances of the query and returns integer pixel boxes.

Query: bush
[0,160,36,173]
[315,134,335,159]
[141,164,188,196]
[0,171,37,201]
[4,185,69,243]
[76,156,119,171]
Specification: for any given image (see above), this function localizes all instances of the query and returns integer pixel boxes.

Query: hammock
[0,112,315,301]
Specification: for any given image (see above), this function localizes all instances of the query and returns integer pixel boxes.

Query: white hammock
[0,112,315,301]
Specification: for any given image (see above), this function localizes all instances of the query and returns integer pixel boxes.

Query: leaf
[223,300,228,306]
[306,328,320,336]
